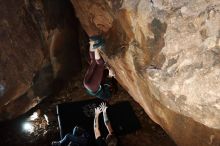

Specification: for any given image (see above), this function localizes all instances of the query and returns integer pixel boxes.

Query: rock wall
[71,0,220,145]
[1,0,220,145]
[0,0,82,120]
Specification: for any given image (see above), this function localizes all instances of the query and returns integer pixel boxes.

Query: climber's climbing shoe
[89,35,105,49]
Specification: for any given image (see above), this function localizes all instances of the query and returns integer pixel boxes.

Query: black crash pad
[56,99,141,140]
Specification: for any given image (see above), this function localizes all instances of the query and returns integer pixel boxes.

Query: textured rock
[0,0,45,120]
[0,0,82,120]
[71,0,220,145]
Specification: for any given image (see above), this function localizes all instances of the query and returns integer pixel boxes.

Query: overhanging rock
[71,0,220,145]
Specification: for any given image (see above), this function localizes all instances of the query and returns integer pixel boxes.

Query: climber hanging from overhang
[83,35,117,101]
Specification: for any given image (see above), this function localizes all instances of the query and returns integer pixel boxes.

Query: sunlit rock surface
[71,0,220,145]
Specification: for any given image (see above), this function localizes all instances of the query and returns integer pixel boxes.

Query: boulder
[0,0,82,121]
[71,0,220,145]
[0,0,46,120]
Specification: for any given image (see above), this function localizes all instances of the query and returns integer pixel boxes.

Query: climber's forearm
[103,110,109,123]
[103,111,114,134]
[94,114,101,139]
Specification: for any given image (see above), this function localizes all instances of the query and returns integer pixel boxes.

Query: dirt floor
[0,73,177,146]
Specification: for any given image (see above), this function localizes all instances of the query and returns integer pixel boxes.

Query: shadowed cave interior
[2,0,220,146]
[0,0,176,146]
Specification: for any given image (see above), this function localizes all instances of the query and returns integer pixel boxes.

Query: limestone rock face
[0,0,82,120]
[71,0,220,145]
